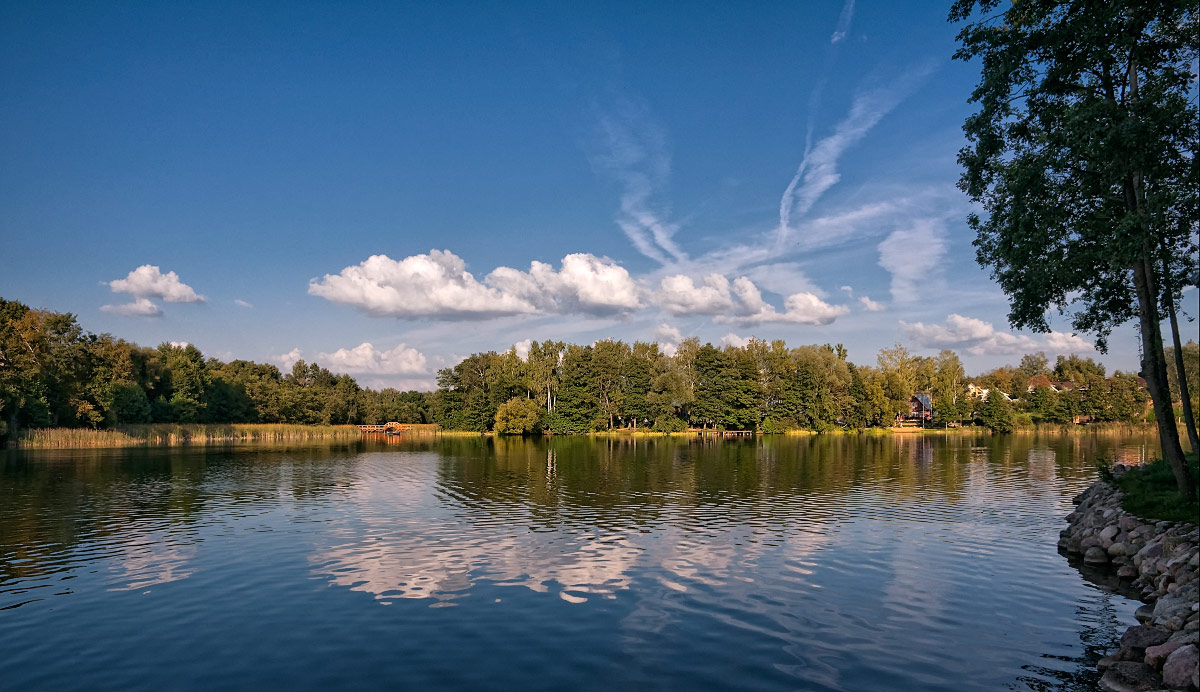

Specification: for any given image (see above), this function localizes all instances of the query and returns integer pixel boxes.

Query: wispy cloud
[234,299,253,309]
[877,219,947,303]
[777,67,933,248]
[830,0,856,44]
[594,100,687,265]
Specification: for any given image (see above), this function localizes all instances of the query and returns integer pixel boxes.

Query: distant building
[896,393,933,426]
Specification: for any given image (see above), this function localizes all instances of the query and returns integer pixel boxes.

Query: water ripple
[0,433,1154,691]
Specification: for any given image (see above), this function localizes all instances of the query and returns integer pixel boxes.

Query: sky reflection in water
[0,433,1154,691]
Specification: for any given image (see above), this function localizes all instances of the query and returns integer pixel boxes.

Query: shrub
[494,397,543,435]
[980,393,1016,433]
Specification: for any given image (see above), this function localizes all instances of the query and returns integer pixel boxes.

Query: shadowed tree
[950,0,1198,497]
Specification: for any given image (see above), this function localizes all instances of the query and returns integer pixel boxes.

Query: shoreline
[6,421,1160,450]
[1059,476,1199,690]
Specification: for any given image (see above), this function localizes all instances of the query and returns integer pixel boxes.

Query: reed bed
[17,423,363,449]
[17,428,143,448]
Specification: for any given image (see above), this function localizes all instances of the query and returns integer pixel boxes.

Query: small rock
[1161,644,1198,689]
[1144,640,1186,667]
[1163,616,1184,631]
[1086,546,1111,563]
[1135,604,1156,623]
[1102,525,1121,542]
[1099,661,1162,692]
[1119,564,1139,578]
[1109,542,1129,557]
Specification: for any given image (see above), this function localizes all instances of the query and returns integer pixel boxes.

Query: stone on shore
[1062,479,1198,689]
[1099,661,1162,692]
[1120,625,1171,651]
[1144,640,1186,667]
[1160,644,1198,690]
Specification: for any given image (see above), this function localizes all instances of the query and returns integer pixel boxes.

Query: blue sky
[2,1,1193,389]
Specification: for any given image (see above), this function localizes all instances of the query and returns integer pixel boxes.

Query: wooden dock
[357,422,411,434]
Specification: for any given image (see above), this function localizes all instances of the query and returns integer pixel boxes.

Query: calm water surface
[1,433,1157,691]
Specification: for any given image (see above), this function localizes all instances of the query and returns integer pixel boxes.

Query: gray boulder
[1121,625,1171,651]
[1099,661,1161,692]
[1160,644,1198,690]
[1143,640,1186,667]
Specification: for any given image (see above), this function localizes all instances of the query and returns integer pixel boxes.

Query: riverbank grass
[1112,452,1200,523]
[18,423,363,449]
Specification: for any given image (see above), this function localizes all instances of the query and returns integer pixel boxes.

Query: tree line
[0,298,431,437]
[4,296,1192,441]
[433,340,1166,434]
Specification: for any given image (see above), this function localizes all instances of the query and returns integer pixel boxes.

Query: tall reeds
[17,423,364,449]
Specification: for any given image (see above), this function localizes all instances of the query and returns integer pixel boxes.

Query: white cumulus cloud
[1044,331,1095,354]
[900,314,1039,356]
[655,274,733,314]
[720,333,751,348]
[487,253,642,315]
[100,298,163,317]
[275,348,304,371]
[109,265,204,303]
[859,296,884,312]
[717,277,849,326]
[317,342,428,376]
[310,250,640,320]
[655,323,682,356]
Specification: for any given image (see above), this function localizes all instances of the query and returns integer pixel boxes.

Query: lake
[0,432,1157,691]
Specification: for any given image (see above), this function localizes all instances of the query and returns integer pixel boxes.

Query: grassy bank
[16,423,364,449]
[1110,453,1200,523]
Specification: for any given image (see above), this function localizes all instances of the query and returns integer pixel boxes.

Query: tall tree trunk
[1162,258,1200,454]
[1133,254,1194,500]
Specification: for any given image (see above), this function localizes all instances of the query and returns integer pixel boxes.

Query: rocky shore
[1059,469,1199,692]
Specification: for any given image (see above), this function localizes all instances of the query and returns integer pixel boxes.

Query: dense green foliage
[979,392,1016,433]
[430,339,1154,434]
[0,297,1164,439]
[0,298,432,437]
[1165,340,1200,424]
[949,0,1197,494]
